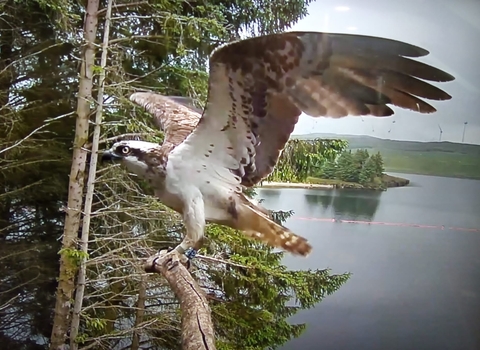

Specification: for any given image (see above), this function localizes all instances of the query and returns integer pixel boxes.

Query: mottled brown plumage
[121,31,453,257]
[200,31,453,187]
[130,93,201,149]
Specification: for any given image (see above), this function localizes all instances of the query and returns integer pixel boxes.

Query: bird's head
[101,140,162,178]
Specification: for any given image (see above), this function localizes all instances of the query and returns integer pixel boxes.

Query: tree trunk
[69,0,113,347]
[0,0,15,241]
[49,1,100,349]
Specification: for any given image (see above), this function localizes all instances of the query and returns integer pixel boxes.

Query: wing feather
[169,31,454,188]
[129,92,201,148]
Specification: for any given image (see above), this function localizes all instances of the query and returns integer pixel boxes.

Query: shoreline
[260,181,334,189]
[260,174,410,191]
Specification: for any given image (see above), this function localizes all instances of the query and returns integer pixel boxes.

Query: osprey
[102,31,453,261]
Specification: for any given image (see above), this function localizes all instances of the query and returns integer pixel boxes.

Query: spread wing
[129,92,201,148]
[169,31,454,189]
[163,96,204,115]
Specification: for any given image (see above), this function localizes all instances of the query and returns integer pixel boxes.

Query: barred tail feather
[236,202,312,256]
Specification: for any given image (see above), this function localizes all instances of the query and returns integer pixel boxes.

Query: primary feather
[108,31,453,257]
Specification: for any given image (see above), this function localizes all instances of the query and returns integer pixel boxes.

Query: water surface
[256,174,480,350]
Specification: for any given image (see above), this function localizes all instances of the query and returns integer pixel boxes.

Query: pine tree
[336,151,359,183]
[371,152,385,176]
[267,138,347,183]
[321,161,338,179]
[359,157,377,186]
[1,1,351,348]
[353,149,370,172]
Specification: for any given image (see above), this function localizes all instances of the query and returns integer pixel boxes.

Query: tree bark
[131,276,147,350]
[69,0,113,347]
[49,1,100,349]
[0,0,15,240]
[144,252,216,350]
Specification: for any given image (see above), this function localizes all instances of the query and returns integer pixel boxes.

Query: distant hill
[292,133,480,179]
[293,133,480,154]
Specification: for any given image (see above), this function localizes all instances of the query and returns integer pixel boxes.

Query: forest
[317,150,388,189]
[0,1,351,349]
[295,133,480,180]
[267,140,408,190]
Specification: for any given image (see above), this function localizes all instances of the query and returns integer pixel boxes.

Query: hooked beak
[101,150,123,163]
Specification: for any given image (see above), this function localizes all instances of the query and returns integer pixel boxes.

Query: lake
[255,173,480,350]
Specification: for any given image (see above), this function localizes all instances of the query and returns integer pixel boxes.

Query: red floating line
[448,227,480,232]
[291,216,480,233]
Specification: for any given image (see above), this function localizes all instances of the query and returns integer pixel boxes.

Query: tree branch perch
[144,251,216,350]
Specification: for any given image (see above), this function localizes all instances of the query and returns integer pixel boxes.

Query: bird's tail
[235,195,312,256]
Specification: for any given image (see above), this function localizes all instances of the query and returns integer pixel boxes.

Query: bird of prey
[102,31,454,261]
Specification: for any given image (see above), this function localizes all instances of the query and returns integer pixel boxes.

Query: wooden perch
[144,251,216,350]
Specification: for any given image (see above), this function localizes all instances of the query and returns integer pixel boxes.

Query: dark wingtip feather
[332,33,430,58]
[294,31,431,58]
[430,69,455,83]
[443,92,452,100]
[366,104,395,116]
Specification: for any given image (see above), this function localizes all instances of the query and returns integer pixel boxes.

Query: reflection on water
[304,191,333,210]
[304,190,382,221]
[256,174,480,350]
[259,188,382,222]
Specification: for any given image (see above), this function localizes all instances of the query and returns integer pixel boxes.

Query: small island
[261,173,409,191]
[305,173,410,190]
[264,145,410,191]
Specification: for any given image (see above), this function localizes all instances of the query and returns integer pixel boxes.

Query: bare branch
[0,42,67,76]
[96,1,148,16]
[196,254,251,270]
[109,35,167,44]
[0,112,74,155]
[145,251,216,350]
[131,276,147,350]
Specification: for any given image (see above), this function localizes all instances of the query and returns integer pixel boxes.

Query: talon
[158,246,174,254]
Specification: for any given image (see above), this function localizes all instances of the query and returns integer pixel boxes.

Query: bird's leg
[174,195,205,265]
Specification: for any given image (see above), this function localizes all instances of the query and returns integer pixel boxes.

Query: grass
[379,149,480,179]
[306,176,364,189]
[293,133,480,180]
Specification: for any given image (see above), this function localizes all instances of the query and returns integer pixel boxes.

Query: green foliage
[381,149,480,179]
[203,223,350,350]
[353,149,370,172]
[335,151,358,183]
[200,186,350,349]
[306,176,364,189]
[370,152,385,175]
[59,247,89,267]
[267,139,347,183]
[306,149,390,190]
[84,317,107,332]
[0,1,352,349]
[359,157,377,186]
[271,209,294,225]
[319,160,337,179]
[298,134,480,180]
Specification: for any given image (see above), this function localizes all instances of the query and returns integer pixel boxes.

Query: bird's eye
[120,146,130,154]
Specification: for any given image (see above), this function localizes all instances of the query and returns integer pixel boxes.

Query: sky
[288,0,480,144]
